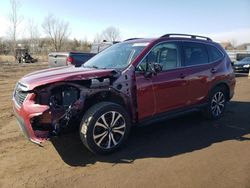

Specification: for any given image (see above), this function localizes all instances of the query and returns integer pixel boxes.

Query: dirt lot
[0,62,250,188]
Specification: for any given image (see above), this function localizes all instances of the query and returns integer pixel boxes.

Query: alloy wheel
[93,111,126,149]
[211,91,225,117]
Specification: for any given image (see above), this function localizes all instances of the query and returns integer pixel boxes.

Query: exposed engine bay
[31,84,83,137]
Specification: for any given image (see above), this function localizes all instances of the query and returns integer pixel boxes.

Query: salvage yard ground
[0,62,250,188]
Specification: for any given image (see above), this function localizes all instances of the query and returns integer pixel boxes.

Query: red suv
[13,34,235,154]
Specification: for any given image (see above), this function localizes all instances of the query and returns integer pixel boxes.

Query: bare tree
[0,37,6,54]
[229,38,238,50]
[65,38,91,52]
[102,26,121,42]
[8,0,22,58]
[42,14,70,51]
[26,19,40,54]
[93,33,103,43]
[28,19,40,41]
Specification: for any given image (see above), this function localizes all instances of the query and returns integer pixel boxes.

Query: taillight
[67,56,74,65]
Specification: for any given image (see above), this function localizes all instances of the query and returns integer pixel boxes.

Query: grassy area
[0,55,48,64]
[0,55,15,63]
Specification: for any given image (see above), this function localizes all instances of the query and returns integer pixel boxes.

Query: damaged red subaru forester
[13,34,235,154]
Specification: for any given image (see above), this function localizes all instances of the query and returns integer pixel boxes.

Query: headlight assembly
[243,64,250,68]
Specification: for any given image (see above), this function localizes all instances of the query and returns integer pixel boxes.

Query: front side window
[183,43,209,66]
[137,42,180,71]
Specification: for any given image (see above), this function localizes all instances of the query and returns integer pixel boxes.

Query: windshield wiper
[83,65,99,69]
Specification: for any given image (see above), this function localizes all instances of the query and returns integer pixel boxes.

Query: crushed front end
[13,82,85,145]
[12,71,135,146]
[13,82,49,144]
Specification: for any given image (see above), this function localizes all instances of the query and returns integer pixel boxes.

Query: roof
[124,33,214,44]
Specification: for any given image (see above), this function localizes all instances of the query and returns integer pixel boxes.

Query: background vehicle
[13,34,235,154]
[15,48,37,63]
[90,41,119,53]
[48,52,95,67]
[233,57,250,72]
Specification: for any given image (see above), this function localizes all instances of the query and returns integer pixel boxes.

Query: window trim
[135,40,226,73]
[206,44,225,63]
[182,41,210,67]
[181,41,225,68]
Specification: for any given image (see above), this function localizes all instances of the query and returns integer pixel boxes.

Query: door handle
[139,88,146,91]
[211,68,217,73]
[179,73,185,79]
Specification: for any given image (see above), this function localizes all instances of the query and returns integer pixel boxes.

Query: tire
[203,87,227,120]
[79,102,131,154]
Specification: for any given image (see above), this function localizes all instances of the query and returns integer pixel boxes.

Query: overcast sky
[0,0,250,45]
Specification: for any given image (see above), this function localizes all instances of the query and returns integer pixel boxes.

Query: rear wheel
[203,87,227,120]
[79,102,131,154]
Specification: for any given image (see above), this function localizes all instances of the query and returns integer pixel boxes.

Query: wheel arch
[209,80,230,101]
[83,90,131,115]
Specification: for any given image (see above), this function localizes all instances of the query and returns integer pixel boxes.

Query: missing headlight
[50,86,79,108]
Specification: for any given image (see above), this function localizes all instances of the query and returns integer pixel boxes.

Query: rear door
[181,42,212,105]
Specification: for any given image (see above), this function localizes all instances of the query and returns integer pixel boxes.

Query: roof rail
[124,38,142,41]
[160,33,212,41]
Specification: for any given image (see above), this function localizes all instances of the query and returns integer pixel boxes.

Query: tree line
[0,0,121,57]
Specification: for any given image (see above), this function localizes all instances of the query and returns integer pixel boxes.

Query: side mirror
[144,62,162,78]
[153,63,163,73]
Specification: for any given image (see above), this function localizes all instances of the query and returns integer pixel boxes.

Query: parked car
[48,52,95,67]
[233,57,250,72]
[13,33,235,154]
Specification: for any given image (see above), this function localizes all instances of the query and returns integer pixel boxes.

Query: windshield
[83,42,148,69]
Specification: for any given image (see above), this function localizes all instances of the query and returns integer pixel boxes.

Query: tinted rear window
[71,54,94,62]
[183,42,209,66]
[207,45,224,62]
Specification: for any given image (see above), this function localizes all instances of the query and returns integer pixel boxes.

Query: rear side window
[207,45,224,62]
[183,43,209,66]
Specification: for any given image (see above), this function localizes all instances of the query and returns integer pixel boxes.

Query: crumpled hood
[20,66,117,90]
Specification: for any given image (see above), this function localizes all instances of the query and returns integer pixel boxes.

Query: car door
[135,42,189,120]
[181,42,211,105]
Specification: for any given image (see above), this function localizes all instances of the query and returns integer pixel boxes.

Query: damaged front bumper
[13,93,50,145]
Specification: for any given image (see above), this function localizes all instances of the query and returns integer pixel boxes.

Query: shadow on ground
[51,101,250,166]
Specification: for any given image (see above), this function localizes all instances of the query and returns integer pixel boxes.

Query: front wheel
[203,87,227,120]
[79,102,131,154]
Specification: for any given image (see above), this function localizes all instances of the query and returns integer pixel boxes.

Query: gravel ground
[0,62,249,188]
